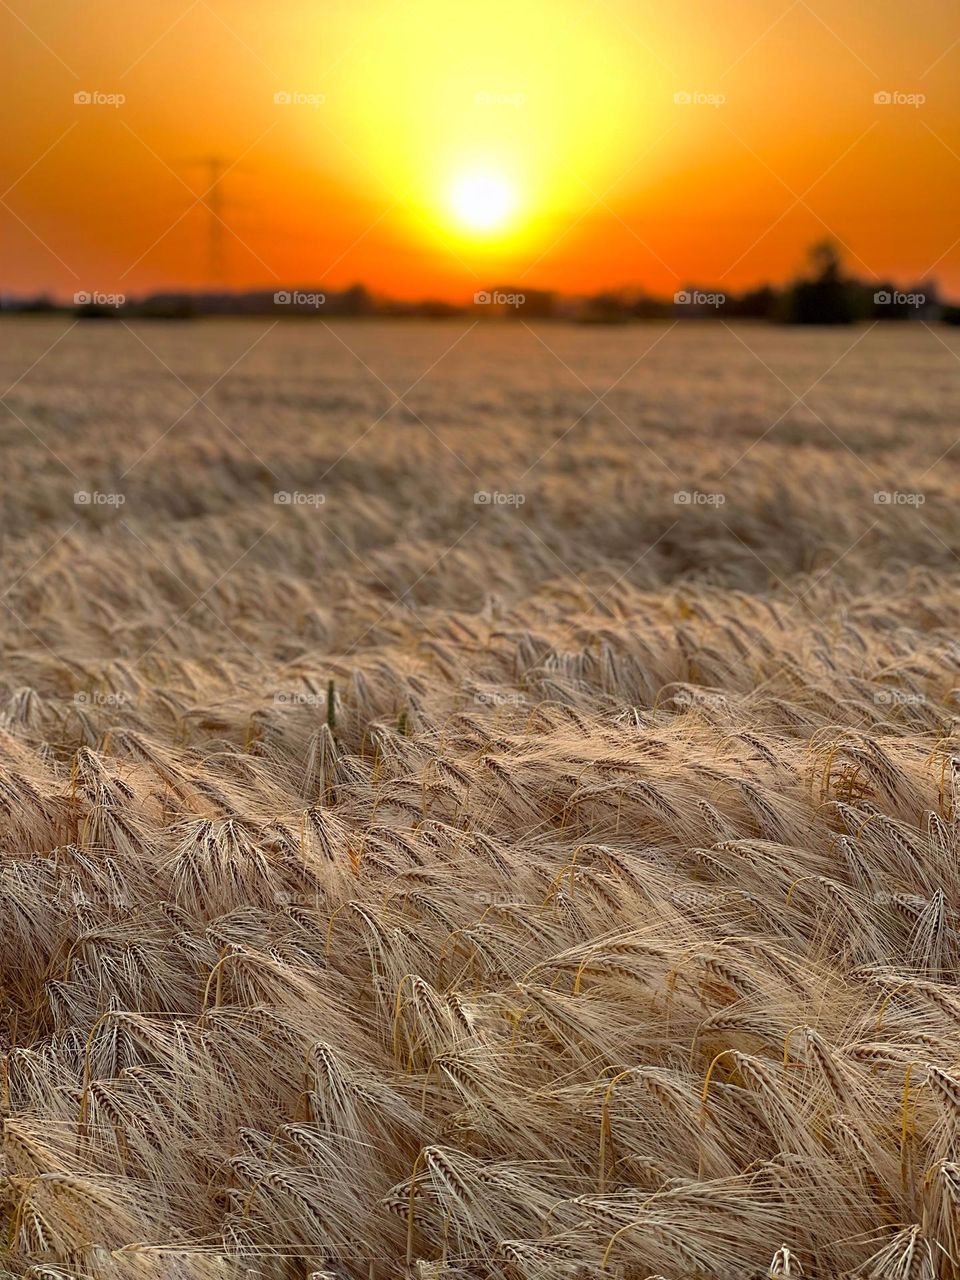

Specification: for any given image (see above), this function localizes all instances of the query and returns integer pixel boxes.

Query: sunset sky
[2,0,959,301]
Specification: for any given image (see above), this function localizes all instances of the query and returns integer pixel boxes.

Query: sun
[449,171,516,234]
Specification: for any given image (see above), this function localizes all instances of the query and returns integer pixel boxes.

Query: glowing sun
[449,171,516,233]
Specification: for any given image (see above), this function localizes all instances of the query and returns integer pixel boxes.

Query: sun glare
[449,171,515,234]
[337,0,652,268]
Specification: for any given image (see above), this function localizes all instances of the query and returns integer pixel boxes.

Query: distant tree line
[495,242,951,325]
[2,241,957,324]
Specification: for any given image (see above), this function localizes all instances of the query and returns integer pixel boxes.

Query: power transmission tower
[179,156,252,286]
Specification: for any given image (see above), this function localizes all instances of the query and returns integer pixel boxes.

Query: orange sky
[2,0,959,301]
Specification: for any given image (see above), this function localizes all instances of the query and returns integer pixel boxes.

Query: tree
[782,239,859,324]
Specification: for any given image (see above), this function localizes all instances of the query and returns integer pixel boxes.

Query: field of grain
[2,316,960,1280]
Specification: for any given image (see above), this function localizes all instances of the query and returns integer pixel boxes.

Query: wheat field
[2,316,960,1280]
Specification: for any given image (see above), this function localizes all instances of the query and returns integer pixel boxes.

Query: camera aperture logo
[474,689,525,706]
[74,291,125,308]
[474,490,525,507]
[474,890,517,907]
[274,291,326,309]
[74,490,125,507]
[674,90,725,107]
[873,290,926,308]
[874,90,925,108]
[674,290,725,308]
[273,690,325,705]
[874,490,924,507]
[74,90,125,108]
[274,491,326,506]
[74,690,130,708]
[474,290,525,308]
[672,688,728,710]
[874,689,925,706]
[273,90,326,108]
[674,489,725,506]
